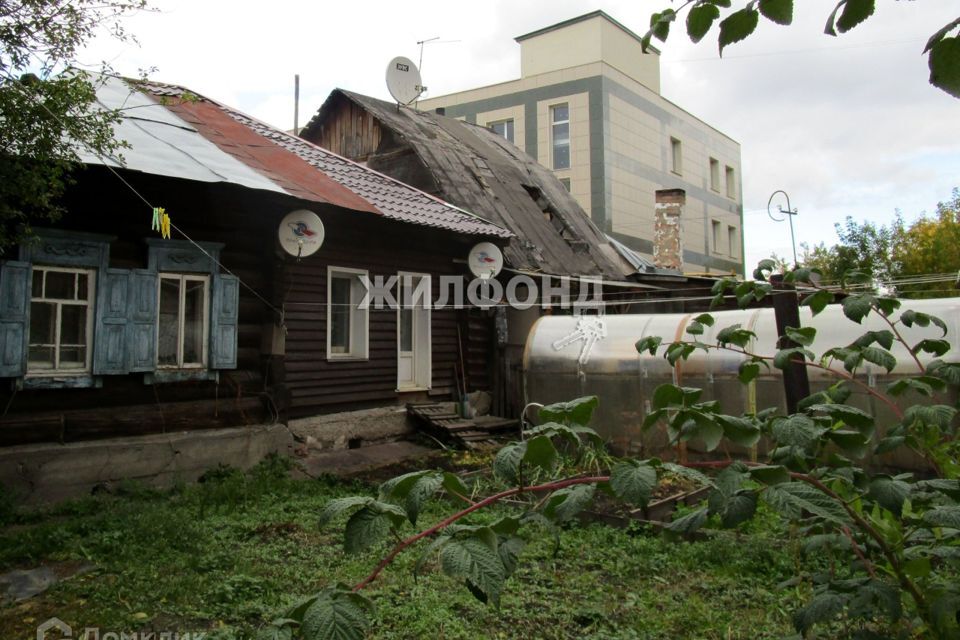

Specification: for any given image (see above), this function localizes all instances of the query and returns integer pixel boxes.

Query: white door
[397,273,431,390]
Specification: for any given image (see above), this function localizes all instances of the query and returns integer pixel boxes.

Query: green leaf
[773,347,812,370]
[849,579,902,623]
[868,475,910,516]
[900,309,949,335]
[923,506,960,529]
[649,9,676,42]
[854,330,894,350]
[413,534,451,579]
[716,414,761,448]
[685,321,704,336]
[720,490,758,528]
[807,403,873,430]
[440,532,505,606]
[344,506,392,554]
[664,506,708,536]
[686,2,720,43]
[793,592,845,634]
[886,377,938,398]
[749,465,790,486]
[641,408,666,431]
[718,7,759,56]
[652,383,684,410]
[904,404,957,429]
[928,359,960,385]
[772,415,822,449]
[497,536,525,578]
[826,430,869,458]
[442,472,468,499]
[758,0,792,25]
[801,289,833,315]
[716,323,755,348]
[493,442,526,484]
[522,435,557,473]
[912,339,951,357]
[378,470,430,501]
[405,473,443,525]
[835,0,875,34]
[738,360,760,384]
[861,346,896,373]
[763,482,851,524]
[544,483,595,522]
[635,335,662,355]
[610,460,658,506]
[753,259,777,280]
[875,296,900,317]
[257,623,293,640]
[660,462,714,488]
[539,395,599,425]
[693,313,715,327]
[319,496,373,527]
[925,17,960,53]
[692,414,724,452]
[842,293,874,323]
[301,587,374,640]
[785,326,816,347]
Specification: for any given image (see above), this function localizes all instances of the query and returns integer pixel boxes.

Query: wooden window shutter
[0,261,31,378]
[93,268,132,375]
[129,269,158,372]
[210,273,239,369]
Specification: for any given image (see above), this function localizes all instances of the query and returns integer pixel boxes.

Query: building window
[28,267,94,374]
[712,220,722,254]
[726,165,736,198]
[710,158,720,192]
[551,104,570,170]
[327,267,369,360]
[157,274,209,369]
[488,119,514,143]
[559,177,571,191]
[728,225,739,258]
[671,138,683,175]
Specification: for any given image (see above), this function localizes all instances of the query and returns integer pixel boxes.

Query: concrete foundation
[0,423,296,504]
[288,406,414,452]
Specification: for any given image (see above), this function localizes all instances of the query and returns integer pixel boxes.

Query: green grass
[0,455,803,639]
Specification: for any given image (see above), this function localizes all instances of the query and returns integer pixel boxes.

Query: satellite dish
[278,210,325,258]
[468,242,504,280]
[386,56,424,105]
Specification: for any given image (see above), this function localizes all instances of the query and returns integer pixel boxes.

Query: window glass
[158,274,209,368]
[27,267,93,374]
[551,104,570,170]
[726,166,736,198]
[712,220,722,253]
[728,225,739,257]
[710,158,720,191]
[183,279,205,365]
[671,138,682,174]
[158,277,181,366]
[330,276,352,354]
[489,119,514,143]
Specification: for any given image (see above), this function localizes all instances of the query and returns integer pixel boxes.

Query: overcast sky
[81,0,960,274]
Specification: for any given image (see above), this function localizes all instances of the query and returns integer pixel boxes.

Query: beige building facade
[419,11,744,275]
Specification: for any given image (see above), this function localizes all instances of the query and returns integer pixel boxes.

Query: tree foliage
[0,0,148,254]
[643,1,960,99]
[795,189,960,298]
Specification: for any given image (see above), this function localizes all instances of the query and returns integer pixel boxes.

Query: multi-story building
[419,10,744,275]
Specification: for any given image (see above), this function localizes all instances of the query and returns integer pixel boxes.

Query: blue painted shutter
[210,273,239,369]
[0,261,30,378]
[129,269,158,372]
[93,268,131,375]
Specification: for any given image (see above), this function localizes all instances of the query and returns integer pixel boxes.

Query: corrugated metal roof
[83,76,510,239]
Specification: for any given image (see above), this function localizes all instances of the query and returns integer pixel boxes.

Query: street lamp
[767,190,799,267]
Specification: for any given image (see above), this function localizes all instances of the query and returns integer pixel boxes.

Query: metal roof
[82,75,510,239]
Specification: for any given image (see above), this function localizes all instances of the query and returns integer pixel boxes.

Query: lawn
[0,453,804,639]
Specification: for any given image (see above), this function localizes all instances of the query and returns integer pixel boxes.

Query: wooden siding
[276,214,492,417]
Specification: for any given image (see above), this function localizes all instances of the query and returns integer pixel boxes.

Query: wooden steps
[406,402,518,448]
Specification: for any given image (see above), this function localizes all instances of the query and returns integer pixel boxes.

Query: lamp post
[767,190,799,267]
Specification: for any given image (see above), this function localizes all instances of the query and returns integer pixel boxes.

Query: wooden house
[0,76,511,449]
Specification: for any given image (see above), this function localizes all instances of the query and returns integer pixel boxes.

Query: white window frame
[156,273,210,370]
[396,271,432,391]
[670,137,683,175]
[327,266,369,361]
[488,119,514,143]
[27,266,95,376]
[551,103,570,170]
